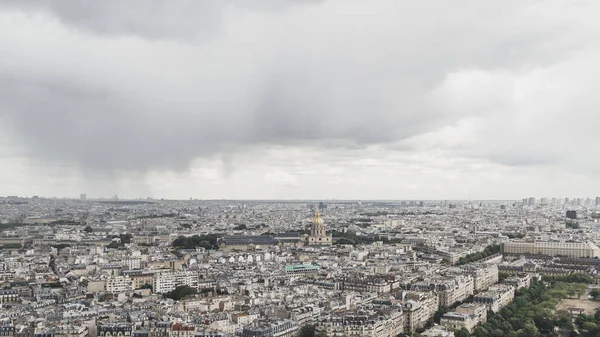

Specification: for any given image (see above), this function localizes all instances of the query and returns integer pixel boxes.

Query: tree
[164,285,197,300]
[84,225,93,233]
[533,317,554,334]
[582,322,598,334]
[455,327,471,337]
[590,289,600,300]
[434,307,449,323]
[137,284,153,292]
[299,325,315,337]
[172,234,221,250]
[106,241,120,249]
[522,323,539,337]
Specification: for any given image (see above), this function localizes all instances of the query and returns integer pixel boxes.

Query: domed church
[306,210,332,245]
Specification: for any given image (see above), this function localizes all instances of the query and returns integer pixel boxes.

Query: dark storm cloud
[1,0,598,175]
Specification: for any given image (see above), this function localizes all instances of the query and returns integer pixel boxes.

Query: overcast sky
[1,0,600,200]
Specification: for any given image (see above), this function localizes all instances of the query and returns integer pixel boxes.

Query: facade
[284,264,321,275]
[153,271,200,294]
[315,310,403,337]
[335,273,399,294]
[124,270,159,289]
[440,303,487,333]
[463,264,498,292]
[169,324,195,337]
[240,320,298,337]
[54,326,88,337]
[400,291,439,334]
[306,211,332,246]
[472,285,515,313]
[502,240,600,258]
[219,236,278,251]
[502,273,531,290]
[411,276,474,308]
[98,324,132,337]
[0,290,20,304]
[290,306,321,325]
[105,276,134,293]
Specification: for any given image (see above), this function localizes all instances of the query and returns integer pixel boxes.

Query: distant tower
[306,210,332,246]
[80,194,87,201]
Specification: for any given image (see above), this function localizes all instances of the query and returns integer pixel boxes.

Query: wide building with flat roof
[502,240,600,258]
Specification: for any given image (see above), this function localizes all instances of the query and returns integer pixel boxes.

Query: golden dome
[312,210,324,225]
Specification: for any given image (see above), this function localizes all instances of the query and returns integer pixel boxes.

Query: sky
[1,0,600,200]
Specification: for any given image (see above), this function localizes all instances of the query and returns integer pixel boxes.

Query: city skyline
[2,1,600,199]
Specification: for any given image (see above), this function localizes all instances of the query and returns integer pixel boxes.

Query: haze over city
[2,0,600,199]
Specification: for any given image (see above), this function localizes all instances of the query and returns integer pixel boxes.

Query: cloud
[0,0,326,40]
[1,0,600,198]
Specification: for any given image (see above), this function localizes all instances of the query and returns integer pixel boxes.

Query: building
[472,285,515,313]
[502,240,600,258]
[502,273,531,290]
[240,320,298,337]
[105,275,134,293]
[315,309,403,337]
[440,303,486,333]
[422,326,455,337]
[98,325,132,337]
[335,273,399,294]
[306,211,332,246]
[273,233,304,247]
[409,276,474,308]
[153,271,200,294]
[169,324,195,337]
[463,263,498,292]
[284,264,321,275]
[400,291,439,334]
[54,326,88,337]
[290,306,321,325]
[0,290,19,304]
[219,236,278,251]
[124,269,163,289]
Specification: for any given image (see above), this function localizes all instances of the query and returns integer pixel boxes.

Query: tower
[306,210,332,246]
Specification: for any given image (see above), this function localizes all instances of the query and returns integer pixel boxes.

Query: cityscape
[2,196,600,337]
[3,1,600,337]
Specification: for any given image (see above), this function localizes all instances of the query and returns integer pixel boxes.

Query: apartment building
[410,276,474,308]
[472,285,515,313]
[169,324,195,337]
[440,303,487,333]
[290,306,321,325]
[0,290,19,304]
[335,273,399,294]
[502,240,600,258]
[240,320,298,337]
[315,309,403,337]
[105,276,134,293]
[98,324,132,337]
[400,292,439,334]
[153,271,200,294]
[502,273,531,290]
[54,326,89,337]
[463,264,498,292]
